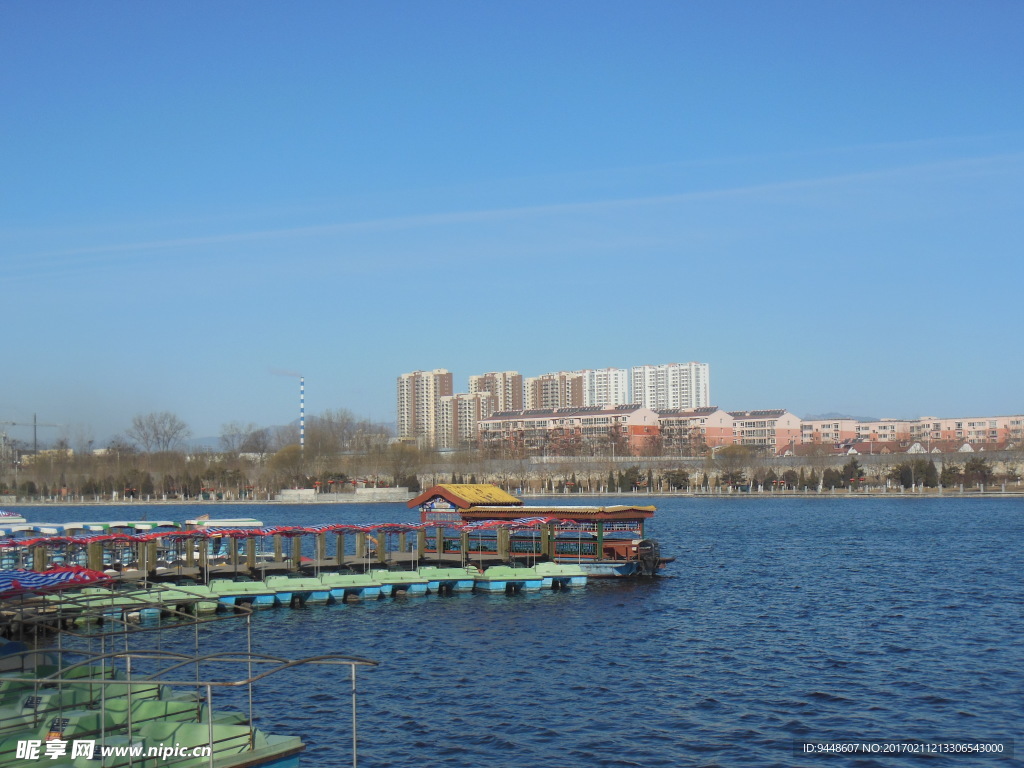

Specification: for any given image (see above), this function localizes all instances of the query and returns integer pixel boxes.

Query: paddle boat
[207,578,277,609]
[317,572,382,601]
[472,564,544,594]
[369,569,428,596]
[264,574,331,606]
[533,562,588,589]
[0,568,378,767]
[417,566,476,594]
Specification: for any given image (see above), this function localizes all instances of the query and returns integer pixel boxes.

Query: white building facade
[580,368,630,408]
[631,362,710,410]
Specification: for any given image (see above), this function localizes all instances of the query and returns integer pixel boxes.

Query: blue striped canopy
[0,568,109,596]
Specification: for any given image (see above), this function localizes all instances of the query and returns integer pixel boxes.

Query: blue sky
[2,1,1022,444]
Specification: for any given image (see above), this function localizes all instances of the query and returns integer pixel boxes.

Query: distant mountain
[802,412,880,422]
[187,436,222,452]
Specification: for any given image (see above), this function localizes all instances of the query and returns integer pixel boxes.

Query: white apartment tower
[580,368,630,407]
[396,369,454,446]
[437,392,494,450]
[631,362,710,410]
[468,371,523,414]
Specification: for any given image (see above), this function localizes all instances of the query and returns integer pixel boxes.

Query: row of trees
[1,411,1019,500]
[0,409,407,499]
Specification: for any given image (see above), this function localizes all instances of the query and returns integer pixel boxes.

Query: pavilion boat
[409,484,671,577]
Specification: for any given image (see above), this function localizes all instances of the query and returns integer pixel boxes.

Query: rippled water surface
[18,497,1023,767]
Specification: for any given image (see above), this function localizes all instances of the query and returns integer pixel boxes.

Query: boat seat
[103,697,200,727]
[139,720,255,762]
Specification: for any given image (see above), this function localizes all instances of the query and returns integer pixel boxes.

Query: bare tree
[127,412,192,452]
[220,422,261,454]
[267,444,306,488]
[386,442,426,488]
[241,427,273,459]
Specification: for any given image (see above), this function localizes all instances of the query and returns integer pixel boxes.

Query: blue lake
[12,496,1023,767]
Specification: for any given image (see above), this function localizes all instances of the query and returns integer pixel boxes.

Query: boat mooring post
[291,537,302,572]
[199,540,209,583]
[497,528,510,561]
[87,541,104,572]
[336,532,346,566]
[31,544,46,572]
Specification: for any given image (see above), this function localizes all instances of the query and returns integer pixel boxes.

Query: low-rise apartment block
[729,410,803,453]
[657,407,735,452]
[801,418,914,445]
[908,415,1024,447]
[478,405,660,455]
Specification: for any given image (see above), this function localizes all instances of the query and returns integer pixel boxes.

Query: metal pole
[351,664,358,768]
[126,656,134,768]
[247,613,254,747]
[208,684,216,768]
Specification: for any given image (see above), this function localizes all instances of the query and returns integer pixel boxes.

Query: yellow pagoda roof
[407,484,524,509]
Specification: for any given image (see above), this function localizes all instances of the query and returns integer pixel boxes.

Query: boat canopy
[0,518,605,550]
[458,504,655,522]
[0,566,111,596]
[185,518,263,528]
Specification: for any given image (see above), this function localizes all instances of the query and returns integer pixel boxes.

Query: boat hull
[576,560,642,577]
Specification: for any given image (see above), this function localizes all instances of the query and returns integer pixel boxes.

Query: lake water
[13,497,1023,767]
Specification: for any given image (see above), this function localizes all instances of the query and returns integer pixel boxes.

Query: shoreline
[4,489,1024,506]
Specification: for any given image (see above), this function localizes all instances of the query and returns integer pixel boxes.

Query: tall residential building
[631,362,710,410]
[396,369,453,446]
[580,368,630,408]
[437,392,494,450]
[524,371,584,410]
[468,371,523,415]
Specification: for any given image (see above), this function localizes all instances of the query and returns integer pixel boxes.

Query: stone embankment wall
[420,451,1022,490]
[276,487,413,503]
